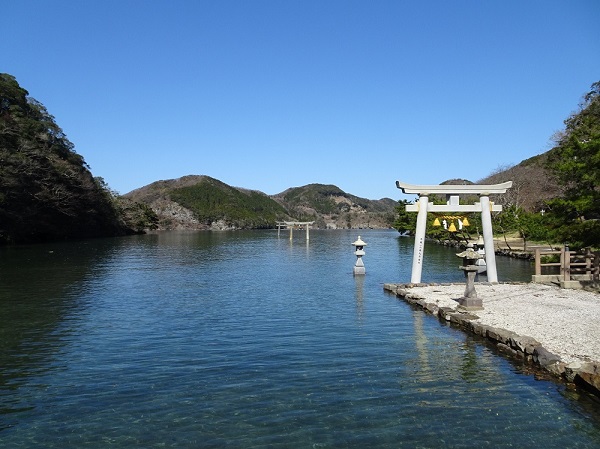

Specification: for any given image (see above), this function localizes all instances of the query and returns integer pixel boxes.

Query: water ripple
[1,230,599,447]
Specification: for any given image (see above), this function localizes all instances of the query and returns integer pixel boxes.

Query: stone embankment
[383,282,600,397]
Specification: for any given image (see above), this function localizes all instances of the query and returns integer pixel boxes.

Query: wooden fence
[534,247,600,282]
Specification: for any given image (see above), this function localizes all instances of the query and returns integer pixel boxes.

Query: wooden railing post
[585,248,592,278]
[534,248,541,276]
[563,246,571,281]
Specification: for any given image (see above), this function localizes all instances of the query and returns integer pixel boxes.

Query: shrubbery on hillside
[170,178,288,228]
[0,74,134,243]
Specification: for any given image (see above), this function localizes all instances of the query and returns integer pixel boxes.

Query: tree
[0,73,133,243]
[116,197,159,232]
[393,200,416,234]
[493,205,548,251]
[546,81,600,248]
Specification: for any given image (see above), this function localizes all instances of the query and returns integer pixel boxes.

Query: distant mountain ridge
[2,72,594,244]
[124,175,397,230]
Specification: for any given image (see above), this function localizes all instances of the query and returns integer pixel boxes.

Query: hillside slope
[0,73,132,243]
[272,183,397,229]
[477,153,564,212]
[125,175,286,230]
[124,177,397,230]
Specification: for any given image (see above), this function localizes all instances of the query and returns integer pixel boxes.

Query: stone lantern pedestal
[457,244,484,310]
[352,236,367,275]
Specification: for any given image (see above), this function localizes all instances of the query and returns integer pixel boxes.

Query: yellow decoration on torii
[432,215,471,229]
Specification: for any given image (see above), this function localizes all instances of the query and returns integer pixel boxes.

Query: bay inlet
[1,229,600,448]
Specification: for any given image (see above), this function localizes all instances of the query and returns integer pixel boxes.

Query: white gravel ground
[402,283,600,364]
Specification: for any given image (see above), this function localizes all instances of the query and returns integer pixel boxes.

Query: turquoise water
[1,229,600,448]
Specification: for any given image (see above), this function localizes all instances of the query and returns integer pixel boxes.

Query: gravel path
[401,283,600,364]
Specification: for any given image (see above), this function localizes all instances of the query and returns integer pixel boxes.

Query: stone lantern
[456,243,484,310]
[352,236,367,275]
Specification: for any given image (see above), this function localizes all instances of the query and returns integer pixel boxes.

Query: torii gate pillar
[396,181,512,284]
[479,194,497,283]
[412,194,429,284]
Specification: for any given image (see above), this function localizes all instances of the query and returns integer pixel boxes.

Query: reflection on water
[0,239,119,422]
[1,230,599,448]
[353,273,365,323]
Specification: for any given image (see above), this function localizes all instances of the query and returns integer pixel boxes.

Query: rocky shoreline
[383,282,600,397]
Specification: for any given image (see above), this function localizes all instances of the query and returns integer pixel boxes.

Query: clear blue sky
[3,1,599,200]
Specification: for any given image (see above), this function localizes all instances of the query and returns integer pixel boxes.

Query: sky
[3,1,599,200]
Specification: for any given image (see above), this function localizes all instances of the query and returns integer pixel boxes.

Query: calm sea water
[1,229,600,448]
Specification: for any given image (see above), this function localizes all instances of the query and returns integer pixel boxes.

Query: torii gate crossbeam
[396,181,512,284]
[276,221,314,241]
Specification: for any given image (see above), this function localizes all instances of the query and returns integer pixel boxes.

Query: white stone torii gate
[276,221,314,241]
[396,181,513,284]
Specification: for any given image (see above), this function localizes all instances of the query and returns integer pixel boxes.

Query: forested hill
[125,175,288,230]
[124,176,397,230]
[0,74,134,244]
[272,184,397,229]
[478,81,600,248]
[396,81,600,249]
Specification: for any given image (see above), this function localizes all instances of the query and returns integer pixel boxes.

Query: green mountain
[272,183,397,229]
[124,175,288,230]
[0,73,134,244]
[124,177,397,230]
